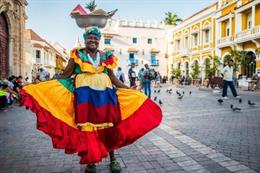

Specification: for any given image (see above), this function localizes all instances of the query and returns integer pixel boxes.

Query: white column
[229,17,232,36]
[252,5,255,27]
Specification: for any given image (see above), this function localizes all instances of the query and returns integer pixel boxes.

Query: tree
[190,61,201,79]
[164,12,182,25]
[209,55,222,76]
[85,0,97,12]
[171,68,181,78]
[229,49,247,74]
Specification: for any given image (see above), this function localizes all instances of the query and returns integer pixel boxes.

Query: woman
[20,27,162,173]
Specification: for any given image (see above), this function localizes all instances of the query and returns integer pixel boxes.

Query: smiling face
[85,34,99,52]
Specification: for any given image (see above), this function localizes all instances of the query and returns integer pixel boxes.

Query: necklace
[87,51,100,69]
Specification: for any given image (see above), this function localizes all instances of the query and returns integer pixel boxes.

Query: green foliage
[205,58,211,76]
[171,68,181,78]
[85,0,97,12]
[164,12,182,25]
[190,61,201,79]
[229,49,248,72]
[209,55,222,76]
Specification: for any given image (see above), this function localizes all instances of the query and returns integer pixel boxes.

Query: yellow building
[168,3,218,79]
[168,0,260,79]
[216,0,260,78]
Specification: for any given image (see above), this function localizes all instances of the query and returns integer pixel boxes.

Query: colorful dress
[20,48,162,164]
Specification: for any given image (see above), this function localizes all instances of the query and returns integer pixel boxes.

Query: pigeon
[230,104,241,111]
[158,89,161,93]
[154,90,157,93]
[176,90,181,96]
[178,94,184,100]
[189,91,192,95]
[169,89,172,92]
[248,100,256,106]
[158,99,163,106]
[153,96,157,101]
[217,99,223,104]
[166,89,169,93]
[182,91,185,95]
[238,98,242,104]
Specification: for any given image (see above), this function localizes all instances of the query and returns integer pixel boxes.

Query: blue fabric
[222,80,238,97]
[144,80,151,98]
[74,86,118,107]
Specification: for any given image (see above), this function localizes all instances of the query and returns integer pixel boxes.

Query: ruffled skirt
[20,77,162,164]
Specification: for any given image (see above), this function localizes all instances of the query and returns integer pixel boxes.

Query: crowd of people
[115,63,164,98]
[0,75,28,110]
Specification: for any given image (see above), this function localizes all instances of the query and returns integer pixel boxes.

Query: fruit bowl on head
[71,9,118,28]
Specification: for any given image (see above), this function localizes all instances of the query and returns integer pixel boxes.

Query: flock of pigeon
[153,88,257,112]
[217,98,256,112]
[153,88,192,106]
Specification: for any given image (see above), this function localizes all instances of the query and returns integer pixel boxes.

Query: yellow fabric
[75,73,113,90]
[116,88,148,120]
[23,80,76,128]
[23,80,148,131]
[70,48,118,73]
[77,122,114,131]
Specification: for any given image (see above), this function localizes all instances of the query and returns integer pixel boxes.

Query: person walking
[221,59,240,99]
[20,26,162,173]
[128,63,137,87]
[116,67,125,83]
[142,64,152,98]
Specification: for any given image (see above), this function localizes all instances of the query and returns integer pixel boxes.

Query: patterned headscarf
[83,26,102,40]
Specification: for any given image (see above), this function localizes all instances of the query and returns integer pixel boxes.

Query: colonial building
[216,0,260,77]
[99,19,169,78]
[168,0,260,80]
[0,0,27,78]
[51,42,69,71]
[24,29,67,81]
[167,3,218,79]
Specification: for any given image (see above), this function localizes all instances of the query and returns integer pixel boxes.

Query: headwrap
[83,26,102,40]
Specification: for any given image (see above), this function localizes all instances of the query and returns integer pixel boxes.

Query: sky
[26,0,216,50]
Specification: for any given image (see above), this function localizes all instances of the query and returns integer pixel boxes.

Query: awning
[128,47,138,52]
[150,48,160,53]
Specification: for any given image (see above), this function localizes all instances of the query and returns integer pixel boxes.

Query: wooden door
[0,13,9,78]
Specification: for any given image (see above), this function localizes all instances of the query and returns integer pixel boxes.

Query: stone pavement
[0,85,260,173]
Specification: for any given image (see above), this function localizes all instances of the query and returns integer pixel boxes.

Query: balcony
[180,48,190,57]
[217,36,234,48]
[234,25,260,43]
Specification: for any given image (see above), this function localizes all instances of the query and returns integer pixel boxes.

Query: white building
[99,19,170,79]
[24,29,61,81]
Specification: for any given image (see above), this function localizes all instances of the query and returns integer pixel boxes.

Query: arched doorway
[243,51,256,78]
[0,13,9,78]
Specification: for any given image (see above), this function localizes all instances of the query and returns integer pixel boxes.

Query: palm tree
[85,0,97,12]
[164,12,182,25]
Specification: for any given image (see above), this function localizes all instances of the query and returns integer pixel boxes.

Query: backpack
[143,69,156,80]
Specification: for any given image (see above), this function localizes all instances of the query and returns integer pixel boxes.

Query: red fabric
[76,103,121,124]
[102,54,115,65]
[20,89,162,164]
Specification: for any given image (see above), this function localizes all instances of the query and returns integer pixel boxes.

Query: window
[150,54,159,66]
[147,38,152,44]
[104,38,111,45]
[193,33,198,46]
[132,37,137,44]
[247,13,252,29]
[129,53,136,65]
[204,29,210,43]
[226,28,230,36]
[176,40,180,50]
[185,37,189,48]
[36,50,41,63]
